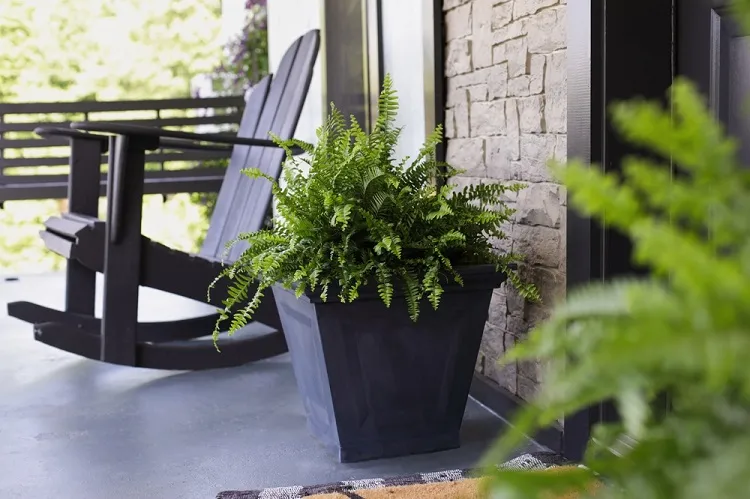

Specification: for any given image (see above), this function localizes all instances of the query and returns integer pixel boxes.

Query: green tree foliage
[0,1,225,274]
[481,4,750,496]
[211,75,539,341]
[0,0,222,101]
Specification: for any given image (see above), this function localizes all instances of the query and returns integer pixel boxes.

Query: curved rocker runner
[6,30,320,370]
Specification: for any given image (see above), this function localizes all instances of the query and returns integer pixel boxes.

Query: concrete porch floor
[0,273,542,499]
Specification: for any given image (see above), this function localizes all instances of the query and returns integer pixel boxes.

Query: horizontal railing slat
[0,177,225,202]
[0,96,245,115]
[1,168,226,184]
[0,137,70,148]
[0,114,242,133]
[0,128,238,149]
[0,150,231,169]
[0,95,246,201]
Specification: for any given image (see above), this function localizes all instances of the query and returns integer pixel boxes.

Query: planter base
[273,265,506,463]
[330,431,459,464]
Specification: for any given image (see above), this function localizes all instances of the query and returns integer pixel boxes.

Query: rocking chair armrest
[34,126,110,149]
[71,121,305,155]
[158,137,232,153]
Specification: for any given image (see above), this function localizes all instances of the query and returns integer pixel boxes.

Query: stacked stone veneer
[443,0,567,400]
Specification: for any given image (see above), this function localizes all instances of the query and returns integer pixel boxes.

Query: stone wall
[443,0,567,401]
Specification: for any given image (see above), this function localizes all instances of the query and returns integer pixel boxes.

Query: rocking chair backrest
[199,29,320,262]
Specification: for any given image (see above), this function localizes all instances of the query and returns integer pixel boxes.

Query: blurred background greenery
[0,0,268,275]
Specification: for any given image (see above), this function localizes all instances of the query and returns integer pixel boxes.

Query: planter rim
[273,263,509,304]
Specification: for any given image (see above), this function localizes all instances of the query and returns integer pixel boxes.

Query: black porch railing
[0,96,245,202]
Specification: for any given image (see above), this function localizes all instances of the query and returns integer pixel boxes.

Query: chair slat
[232,31,321,262]
[199,30,320,261]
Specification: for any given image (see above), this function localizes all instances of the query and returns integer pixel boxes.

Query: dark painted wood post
[100,134,158,365]
[563,0,674,461]
[65,137,106,316]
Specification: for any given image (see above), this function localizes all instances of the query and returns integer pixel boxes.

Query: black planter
[272,264,506,463]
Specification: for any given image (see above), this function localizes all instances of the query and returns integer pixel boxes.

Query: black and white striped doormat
[216,452,567,499]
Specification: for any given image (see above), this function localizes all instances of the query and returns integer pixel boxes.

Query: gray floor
[0,273,542,499]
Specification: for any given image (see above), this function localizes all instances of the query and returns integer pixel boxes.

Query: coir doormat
[216,452,570,499]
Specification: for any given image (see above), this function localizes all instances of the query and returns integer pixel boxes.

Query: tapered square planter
[272,264,507,463]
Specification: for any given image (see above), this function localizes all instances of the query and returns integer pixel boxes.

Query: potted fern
[212,75,537,463]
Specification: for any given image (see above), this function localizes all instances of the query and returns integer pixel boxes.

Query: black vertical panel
[678,1,750,164]
[320,0,383,132]
[321,0,369,129]
[563,0,674,461]
[365,0,384,132]
[423,0,446,167]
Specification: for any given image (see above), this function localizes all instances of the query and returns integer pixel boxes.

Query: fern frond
[209,71,533,344]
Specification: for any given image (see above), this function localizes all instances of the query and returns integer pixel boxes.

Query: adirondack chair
[7,30,320,370]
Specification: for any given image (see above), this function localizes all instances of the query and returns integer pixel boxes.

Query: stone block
[506,37,529,78]
[529,54,546,94]
[492,18,530,43]
[444,108,456,138]
[470,100,506,137]
[545,51,567,133]
[490,229,514,254]
[506,280,529,317]
[446,2,473,40]
[487,290,508,330]
[486,137,518,179]
[471,0,496,69]
[518,358,543,384]
[506,313,531,336]
[449,66,493,88]
[527,266,566,312]
[475,350,486,374]
[488,63,509,99]
[512,224,562,268]
[443,0,471,11]
[513,0,560,19]
[468,84,489,102]
[480,322,505,360]
[446,138,485,176]
[519,134,557,182]
[514,182,562,228]
[492,2,513,30]
[446,79,463,108]
[488,360,518,395]
[517,374,540,401]
[446,39,473,77]
[554,133,567,161]
[508,75,531,97]
[518,95,545,133]
[454,97,471,138]
[527,7,566,53]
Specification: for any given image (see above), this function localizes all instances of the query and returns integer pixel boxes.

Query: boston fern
[480,23,750,499]
[210,74,538,340]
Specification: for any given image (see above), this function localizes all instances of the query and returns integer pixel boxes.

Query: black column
[563,0,674,461]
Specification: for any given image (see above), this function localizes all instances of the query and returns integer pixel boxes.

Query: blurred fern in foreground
[481,76,750,498]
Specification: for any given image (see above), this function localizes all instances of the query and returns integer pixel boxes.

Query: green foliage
[213,1,269,94]
[0,0,228,274]
[210,75,539,342]
[481,61,750,499]
[0,0,222,101]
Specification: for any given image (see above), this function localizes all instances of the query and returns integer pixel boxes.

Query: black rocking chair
[7,30,320,370]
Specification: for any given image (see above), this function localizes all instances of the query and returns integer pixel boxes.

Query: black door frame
[564,0,675,460]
